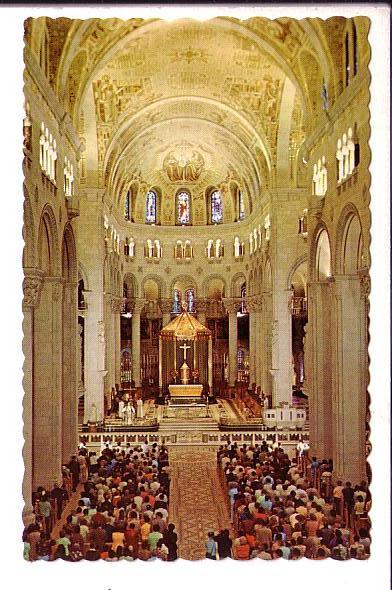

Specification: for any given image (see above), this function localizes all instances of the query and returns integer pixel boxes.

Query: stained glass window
[146,190,157,224]
[211,190,223,224]
[173,289,182,314]
[238,190,245,220]
[124,191,130,221]
[177,191,190,225]
[185,288,195,313]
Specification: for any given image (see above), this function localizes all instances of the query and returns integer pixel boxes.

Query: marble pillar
[84,290,106,424]
[22,270,43,523]
[307,280,333,460]
[248,297,256,386]
[131,299,145,387]
[331,274,368,482]
[113,298,121,386]
[272,289,293,405]
[261,291,273,396]
[33,276,63,489]
[62,281,78,463]
[253,296,263,389]
[224,299,239,386]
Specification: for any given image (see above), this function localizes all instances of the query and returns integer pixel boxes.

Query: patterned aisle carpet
[168,446,232,560]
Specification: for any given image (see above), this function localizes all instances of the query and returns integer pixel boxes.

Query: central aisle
[168,446,232,560]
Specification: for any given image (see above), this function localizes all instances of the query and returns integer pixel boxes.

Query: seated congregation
[210,442,371,560]
[23,442,178,562]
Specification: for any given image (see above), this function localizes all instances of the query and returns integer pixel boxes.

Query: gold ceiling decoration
[163,149,205,183]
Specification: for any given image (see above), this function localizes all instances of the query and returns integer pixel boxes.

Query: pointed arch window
[211,189,223,224]
[146,190,157,224]
[177,191,191,225]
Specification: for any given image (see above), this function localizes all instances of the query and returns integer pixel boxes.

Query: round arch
[37,204,59,276]
[309,222,332,282]
[170,274,197,297]
[141,274,166,299]
[201,273,228,298]
[231,272,246,298]
[123,272,139,299]
[61,223,77,283]
[287,254,308,290]
[335,203,364,275]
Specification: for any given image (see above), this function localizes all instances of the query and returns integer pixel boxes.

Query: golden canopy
[160,307,211,342]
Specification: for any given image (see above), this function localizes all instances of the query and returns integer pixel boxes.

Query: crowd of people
[210,441,371,560]
[23,441,178,562]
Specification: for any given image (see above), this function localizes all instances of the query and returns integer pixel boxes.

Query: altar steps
[159,418,219,432]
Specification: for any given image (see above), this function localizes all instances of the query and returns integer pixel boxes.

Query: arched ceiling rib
[42,16,339,221]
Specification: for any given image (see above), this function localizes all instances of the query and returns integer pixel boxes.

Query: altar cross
[180,342,191,361]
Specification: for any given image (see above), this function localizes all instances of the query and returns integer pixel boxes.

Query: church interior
[22,15,372,561]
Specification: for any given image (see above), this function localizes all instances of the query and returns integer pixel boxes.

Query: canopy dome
[160,304,211,341]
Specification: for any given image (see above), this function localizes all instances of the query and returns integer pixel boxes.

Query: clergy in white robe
[118,399,125,420]
[124,403,135,425]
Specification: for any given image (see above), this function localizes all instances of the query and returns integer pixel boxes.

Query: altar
[159,302,213,401]
[168,384,203,398]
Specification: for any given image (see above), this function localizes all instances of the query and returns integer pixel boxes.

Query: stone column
[253,296,263,389]
[160,299,173,327]
[113,298,122,386]
[307,280,333,460]
[62,281,78,463]
[271,289,293,405]
[84,290,106,424]
[104,293,114,410]
[33,276,63,489]
[223,299,239,386]
[331,274,367,482]
[22,270,43,523]
[131,299,145,387]
[261,291,272,396]
[247,297,256,386]
[197,299,208,326]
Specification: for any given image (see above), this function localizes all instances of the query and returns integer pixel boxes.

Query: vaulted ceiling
[26,15,353,223]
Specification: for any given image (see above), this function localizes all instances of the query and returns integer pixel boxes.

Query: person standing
[118,398,125,421]
[68,455,80,492]
[205,531,218,560]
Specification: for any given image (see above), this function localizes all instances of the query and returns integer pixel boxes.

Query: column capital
[196,298,209,314]
[159,298,173,315]
[359,271,370,300]
[110,296,123,313]
[223,297,241,314]
[23,269,44,309]
[130,298,146,314]
[247,295,263,312]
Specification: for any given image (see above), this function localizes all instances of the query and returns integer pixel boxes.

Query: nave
[22,14,373,562]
